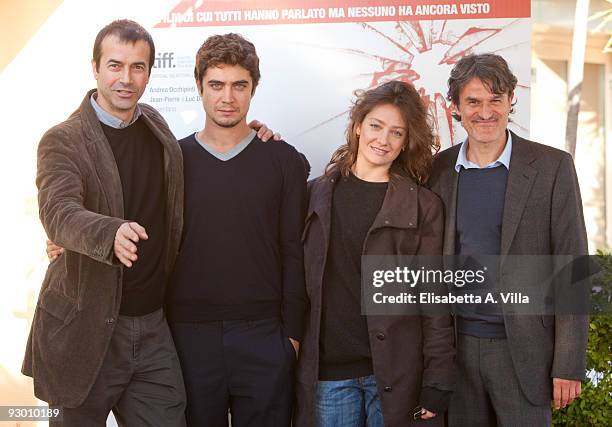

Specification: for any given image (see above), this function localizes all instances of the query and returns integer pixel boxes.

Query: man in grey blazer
[428,53,588,425]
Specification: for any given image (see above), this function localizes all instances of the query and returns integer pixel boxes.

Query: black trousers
[170,318,296,427]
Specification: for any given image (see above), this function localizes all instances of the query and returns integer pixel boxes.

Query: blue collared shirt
[454,131,512,172]
[90,93,141,129]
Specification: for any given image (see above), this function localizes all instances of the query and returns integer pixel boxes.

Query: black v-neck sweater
[166,134,308,340]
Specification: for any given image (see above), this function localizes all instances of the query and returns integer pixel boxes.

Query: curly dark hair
[447,53,517,121]
[194,33,260,93]
[326,80,439,185]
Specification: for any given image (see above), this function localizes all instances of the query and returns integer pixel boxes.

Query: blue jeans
[316,375,384,427]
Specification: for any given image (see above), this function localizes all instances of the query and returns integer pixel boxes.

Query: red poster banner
[155,0,531,28]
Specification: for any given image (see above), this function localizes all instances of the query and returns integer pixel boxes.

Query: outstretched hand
[114,222,148,268]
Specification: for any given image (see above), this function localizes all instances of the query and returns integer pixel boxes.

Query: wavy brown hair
[326,80,439,185]
[194,33,260,93]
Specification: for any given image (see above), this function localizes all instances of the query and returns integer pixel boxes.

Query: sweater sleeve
[279,146,309,340]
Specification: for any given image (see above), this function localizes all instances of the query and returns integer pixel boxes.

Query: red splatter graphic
[333,21,503,145]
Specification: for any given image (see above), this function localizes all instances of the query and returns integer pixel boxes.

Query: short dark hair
[447,53,517,121]
[93,20,155,75]
[326,80,439,185]
[194,33,260,93]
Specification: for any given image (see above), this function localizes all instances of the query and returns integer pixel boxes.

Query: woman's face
[355,103,407,171]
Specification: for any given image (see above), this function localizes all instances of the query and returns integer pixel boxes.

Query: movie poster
[146,0,531,174]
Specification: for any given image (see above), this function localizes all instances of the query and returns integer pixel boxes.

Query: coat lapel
[140,113,177,223]
[80,90,124,219]
[441,165,459,255]
[307,172,336,255]
[434,145,461,255]
[139,110,184,273]
[500,133,538,255]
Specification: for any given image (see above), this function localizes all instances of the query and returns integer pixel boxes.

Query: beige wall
[0,5,63,426]
[0,4,173,426]
[0,0,63,72]
[531,25,612,251]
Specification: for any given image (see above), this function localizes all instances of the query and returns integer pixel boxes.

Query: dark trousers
[53,308,186,427]
[448,334,551,427]
[170,318,296,427]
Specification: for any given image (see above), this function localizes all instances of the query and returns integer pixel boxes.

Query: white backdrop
[147,0,531,175]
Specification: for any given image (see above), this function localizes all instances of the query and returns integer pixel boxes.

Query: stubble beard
[212,112,246,129]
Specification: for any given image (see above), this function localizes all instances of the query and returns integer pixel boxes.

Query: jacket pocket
[38,287,78,326]
[541,315,554,328]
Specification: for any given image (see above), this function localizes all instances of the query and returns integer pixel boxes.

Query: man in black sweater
[26,20,187,426]
[39,22,283,426]
[165,34,307,426]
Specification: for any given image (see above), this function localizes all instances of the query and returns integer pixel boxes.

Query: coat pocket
[541,314,555,328]
[38,287,78,326]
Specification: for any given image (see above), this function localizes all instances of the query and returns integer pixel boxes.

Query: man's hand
[46,239,64,261]
[420,408,437,420]
[289,337,300,357]
[553,377,581,409]
[114,222,148,268]
[248,120,282,142]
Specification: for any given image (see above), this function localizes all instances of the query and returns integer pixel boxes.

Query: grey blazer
[428,131,589,406]
[22,90,184,407]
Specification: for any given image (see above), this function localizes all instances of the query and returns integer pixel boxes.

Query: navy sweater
[455,166,508,338]
[166,134,308,340]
